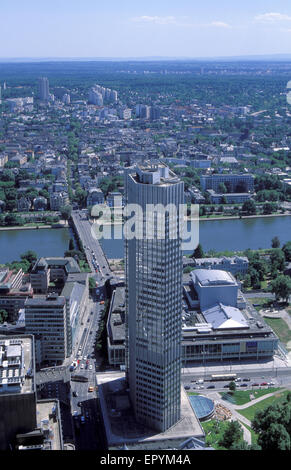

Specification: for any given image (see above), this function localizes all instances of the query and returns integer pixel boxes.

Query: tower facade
[38,77,50,101]
[125,163,184,432]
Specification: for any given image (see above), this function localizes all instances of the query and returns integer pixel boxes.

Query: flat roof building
[0,335,37,450]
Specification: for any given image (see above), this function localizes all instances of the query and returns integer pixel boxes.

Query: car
[86,359,89,364]
[83,356,87,361]
[80,364,84,369]
[223,384,229,388]
[80,416,85,424]
[89,365,93,370]
[240,383,248,387]
[235,377,241,382]
[243,378,250,382]
[184,386,190,390]
[77,401,82,407]
[269,381,275,385]
[261,382,268,386]
[207,385,215,389]
[72,391,78,397]
[252,383,259,387]
[191,380,196,383]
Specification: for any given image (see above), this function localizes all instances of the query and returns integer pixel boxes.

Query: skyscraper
[125,162,184,432]
[38,77,50,101]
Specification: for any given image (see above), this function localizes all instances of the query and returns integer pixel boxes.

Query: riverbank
[0,222,67,231]
[91,212,291,225]
[192,213,291,222]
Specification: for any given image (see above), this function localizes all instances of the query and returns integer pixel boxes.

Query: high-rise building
[38,77,50,101]
[125,162,184,432]
[25,294,67,365]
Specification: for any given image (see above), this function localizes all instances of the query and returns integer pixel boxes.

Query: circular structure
[189,395,215,421]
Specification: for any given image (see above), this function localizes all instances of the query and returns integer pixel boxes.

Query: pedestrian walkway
[210,387,290,445]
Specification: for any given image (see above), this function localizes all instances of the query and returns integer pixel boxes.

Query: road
[71,209,112,280]
[70,299,106,450]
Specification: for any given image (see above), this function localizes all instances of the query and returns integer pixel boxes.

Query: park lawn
[248,297,273,309]
[220,388,281,406]
[201,419,230,450]
[264,318,291,348]
[236,390,289,422]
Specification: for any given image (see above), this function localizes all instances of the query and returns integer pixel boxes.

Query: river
[0,216,290,263]
[0,228,72,264]
[99,215,291,258]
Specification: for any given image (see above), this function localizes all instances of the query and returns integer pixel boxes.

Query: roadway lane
[71,210,112,279]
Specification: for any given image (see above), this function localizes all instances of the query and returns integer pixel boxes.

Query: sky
[1,0,291,59]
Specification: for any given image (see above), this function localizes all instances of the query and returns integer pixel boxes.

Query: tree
[218,182,227,194]
[218,421,243,449]
[89,277,96,290]
[69,238,75,251]
[252,395,291,450]
[0,309,8,324]
[272,236,280,249]
[229,381,236,393]
[192,243,204,259]
[270,249,285,272]
[20,250,37,265]
[60,205,72,224]
[270,275,291,303]
[282,241,291,262]
[242,199,256,215]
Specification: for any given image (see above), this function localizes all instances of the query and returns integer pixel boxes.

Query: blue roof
[189,395,215,420]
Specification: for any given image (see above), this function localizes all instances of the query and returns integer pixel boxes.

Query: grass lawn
[237,390,290,422]
[201,419,230,450]
[248,297,273,310]
[264,318,291,348]
[220,388,281,406]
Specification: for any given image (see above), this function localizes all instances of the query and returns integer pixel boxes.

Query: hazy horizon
[2,1,291,59]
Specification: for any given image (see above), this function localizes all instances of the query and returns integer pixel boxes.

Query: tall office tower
[125,162,184,433]
[38,77,50,101]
